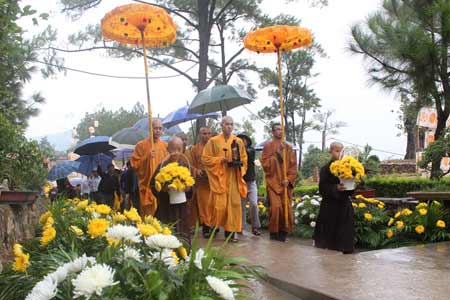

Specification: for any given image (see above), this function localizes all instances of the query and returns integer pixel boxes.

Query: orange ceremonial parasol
[101,3,176,150]
[244,25,312,225]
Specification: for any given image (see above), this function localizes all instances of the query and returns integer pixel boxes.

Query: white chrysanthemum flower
[297,202,304,208]
[303,195,310,200]
[301,209,308,216]
[145,234,181,249]
[294,218,298,225]
[194,248,205,269]
[72,264,117,299]
[66,254,97,274]
[206,275,235,300]
[309,213,316,219]
[294,211,299,217]
[50,264,69,283]
[123,247,143,262]
[26,275,57,300]
[311,199,320,206]
[310,221,316,228]
[106,224,141,243]
[91,212,101,219]
[151,248,178,269]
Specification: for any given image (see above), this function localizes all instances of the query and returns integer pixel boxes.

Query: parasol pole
[277,47,290,227]
[141,31,154,161]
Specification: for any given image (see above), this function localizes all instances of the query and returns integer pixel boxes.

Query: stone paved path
[200,230,450,300]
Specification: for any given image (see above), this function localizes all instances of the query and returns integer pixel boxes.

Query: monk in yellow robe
[261,123,297,242]
[131,119,168,217]
[186,127,213,237]
[202,116,247,242]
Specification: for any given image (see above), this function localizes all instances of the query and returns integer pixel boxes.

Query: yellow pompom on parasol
[244,25,312,225]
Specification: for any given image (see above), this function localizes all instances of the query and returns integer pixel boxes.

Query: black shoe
[224,231,235,240]
[343,250,354,254]
[202,225,211,238]
[270,233,278,240]
[278,231,287,242]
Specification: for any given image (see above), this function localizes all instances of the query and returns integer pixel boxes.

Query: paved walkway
[201,230,450,300]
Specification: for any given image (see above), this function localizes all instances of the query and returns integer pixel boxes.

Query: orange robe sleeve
[262,141,297,194]
[201,136,226,194]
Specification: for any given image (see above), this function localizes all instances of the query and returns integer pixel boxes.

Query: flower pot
[353,189,376,199]
[340,178,355,191]
[0,191,38,205]
[168,190,186,204]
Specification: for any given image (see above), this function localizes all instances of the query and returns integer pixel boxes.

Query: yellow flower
[436,220,446,228]
[261,207,267,213]
[295,198,301,203]
[418,209,427,216]
[77,200,89,209]
[170,250,179,265]
[39,211,52,225]
[377,204,384,209]
[394,211,401,218]
[162,227,172,235]
[155,181,162,192]
[364,213,373,220]
[416,202,428,209]
[401,209,412,216]
[107,238,120,247]
[40,226,56,246]
[12,253,30,272]
[113,213,127,222]
[396,221,404,229]
[358,203,366,209]
[87,218,110,238]
[178,246,188,259]
[355,195,364,200]
[73,197,81,204]
[124,207,142,223]
[245,204,250,209]
[432,200,441,207]
[43,216,55,230]
[352,203,357,208]
[70,225,84,236]
[137,223,158,236]
[13,243,23,256]
[386,229,394,239]
[95,204,112,215]
[415,225,425,234]
[388,218,394,226]
[85,203,97,214]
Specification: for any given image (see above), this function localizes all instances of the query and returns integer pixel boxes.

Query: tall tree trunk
[321,130,326,152]
[430,113,449,178]
[404,119,416,159]
[297,106,307,171]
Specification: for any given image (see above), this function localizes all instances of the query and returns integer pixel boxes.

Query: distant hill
[33,130,73,151]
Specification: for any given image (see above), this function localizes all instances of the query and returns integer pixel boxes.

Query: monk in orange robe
[186,127,213,237]
[261,123,297,242]
[202,116,247,242]
[131,119,168,217]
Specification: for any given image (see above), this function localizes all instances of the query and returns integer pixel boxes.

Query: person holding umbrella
[131,119,168,217]
[98,164,120,207]
[202,116,247,242]
[261,123,297,242]
[237,133,261,236]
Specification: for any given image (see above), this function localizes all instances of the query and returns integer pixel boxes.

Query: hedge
[291,176,450,198]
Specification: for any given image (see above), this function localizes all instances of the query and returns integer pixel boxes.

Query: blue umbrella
[48,160,81,181]
[75,153,113,176]
[162,105,219,128]
[74,136,116,156]
[133,118,183,135]
[112,148,134,161]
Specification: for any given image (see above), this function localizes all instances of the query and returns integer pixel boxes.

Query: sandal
[252,229,261,236]
[230,238,239,243]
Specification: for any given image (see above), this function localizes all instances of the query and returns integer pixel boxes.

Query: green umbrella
[187,85,254,115]
[109,127,147,150]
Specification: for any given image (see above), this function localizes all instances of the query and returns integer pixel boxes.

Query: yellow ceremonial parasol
[244,25,312,226]
[101,3,176,150]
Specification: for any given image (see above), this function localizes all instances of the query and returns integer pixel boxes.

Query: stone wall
[0,198,48,268]
[380,160,417,175]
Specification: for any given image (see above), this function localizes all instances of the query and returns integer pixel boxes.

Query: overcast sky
[22,0,405,159]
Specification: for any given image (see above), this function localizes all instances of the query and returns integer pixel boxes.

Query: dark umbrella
[75,153,112,176]
[188,84,254,115]
[109,127,147,150]
[162,104,219,128]
[74,136,116,156]
[112,148,134,161]
[133,117,183,135]
[48,160,81,181]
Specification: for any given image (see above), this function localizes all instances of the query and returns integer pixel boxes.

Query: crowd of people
[53,116,355,252]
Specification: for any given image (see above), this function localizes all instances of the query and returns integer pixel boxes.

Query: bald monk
[131,119,168,217]
[261,123,297,242]
[186,127,213,237]
[176,132,188,154]
[202,116,247,242]
[150,136,191,241]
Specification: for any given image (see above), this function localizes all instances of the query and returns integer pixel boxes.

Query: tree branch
[206,46,244,85]
[212,0,233,24]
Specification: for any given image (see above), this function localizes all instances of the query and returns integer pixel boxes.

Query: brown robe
[130,139,168,217]
[261,140,297,233]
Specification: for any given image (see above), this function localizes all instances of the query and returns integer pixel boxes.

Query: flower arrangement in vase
[329,156,365,190]
[154,162,195,204]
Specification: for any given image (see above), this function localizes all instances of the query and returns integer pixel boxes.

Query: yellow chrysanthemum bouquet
[155,162,195,204]
[329,156,365,190]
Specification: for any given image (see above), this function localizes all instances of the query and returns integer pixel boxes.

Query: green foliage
[0,114,46,190]
[364,176,450,197]
[418,128,450,179]
[75,103,146,140]
[293,185,319,196]
[357,144,380,176]
[301,145,329,178]
[291,195,321,238]
[38,137,56,159]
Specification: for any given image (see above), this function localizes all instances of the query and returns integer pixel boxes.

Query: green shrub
[365,176,450,197]
[293,185,319,196]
